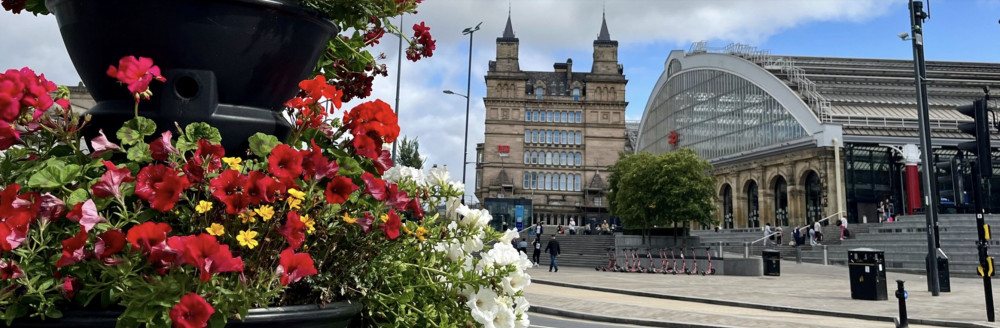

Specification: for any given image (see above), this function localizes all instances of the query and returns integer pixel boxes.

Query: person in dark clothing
[544,234,561,272]
[532,238,542,266]
[502,221,509,232]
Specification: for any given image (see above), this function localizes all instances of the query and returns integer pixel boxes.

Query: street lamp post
[444,21,480,204]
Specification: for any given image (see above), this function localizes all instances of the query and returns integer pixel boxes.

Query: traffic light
[957,99,992,178]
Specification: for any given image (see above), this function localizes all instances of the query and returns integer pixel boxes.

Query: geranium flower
[106,56,166,100]
[380,209,402,240]
[169,293,215,328]
[0,67,57,122]
[0,260,23,280]
[135,164,191,212]
[209,170,250,215]
[167,234,244,282]
[65,199,106,232]
[205,223,224,237]
[324,176,357,205]
[149,130,177,161]
[0,121,19,151]
[126,221,172,254]
[89,130,120,158]
[279,212,307,250]
[95,229,126,265]
[236,230,258,249]
[56,226,89,268]
[91,161,135,200]
[268,144,303,180]
[361,172,387,201]
[255,205,275,221]
[277,248,318,286]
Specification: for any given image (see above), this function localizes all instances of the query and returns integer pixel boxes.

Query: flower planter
[10,302,362,327]
[45,0,338,153]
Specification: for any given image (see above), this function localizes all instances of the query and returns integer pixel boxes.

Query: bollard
[719,241,723,260]
[895,280,908,328]
[744,242,749,258]
[823,245,828,265]
[795,244,802,264]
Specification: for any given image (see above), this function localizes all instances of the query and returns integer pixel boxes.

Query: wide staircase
[533,234,616,269]
[691,214,1000,277]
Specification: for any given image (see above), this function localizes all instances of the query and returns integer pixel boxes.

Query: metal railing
[744,230,783,258]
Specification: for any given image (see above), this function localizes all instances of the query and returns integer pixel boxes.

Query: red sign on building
[668,131,679,146]
[498,145,510,153]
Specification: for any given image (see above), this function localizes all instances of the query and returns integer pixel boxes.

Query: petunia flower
[209,170,250,215]
[94,229,127,265]
[384,183,409,211]
[169,293,215,328]
[268,144,304,180]
[61,276,81,299]
[37,193,65,224]
[277,248,318,286]
[0,260,23,280]
[380,209,402,240]
[246,171,284,205]
[135,164,191,212]
[56,226,89,268]
[91,161,135,201]
[374,150,393,175]
[355,212,375,234]
[149,130,177,161]
[324,176,357,205]
[167,234,244,282]
[65,199,106,232]
[279,212,307,250]
[361,172,386,201]
[125,221,172,254]
[89,129,120,158]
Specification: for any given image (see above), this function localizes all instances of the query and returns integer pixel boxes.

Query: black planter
[11,302,363,327]
[46,0,338,153]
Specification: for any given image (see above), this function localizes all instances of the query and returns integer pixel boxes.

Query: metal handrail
[750,231,782,245]
[796,212,844,235]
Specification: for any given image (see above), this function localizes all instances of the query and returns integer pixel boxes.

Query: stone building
[475,13,627,228]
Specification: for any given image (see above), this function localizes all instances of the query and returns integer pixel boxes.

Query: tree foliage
[607,149,716,242]
[397,136,424,169]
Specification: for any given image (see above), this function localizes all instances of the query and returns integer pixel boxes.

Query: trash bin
[848,248,887,300]
[931,254,950,293]
[763,249,780,276]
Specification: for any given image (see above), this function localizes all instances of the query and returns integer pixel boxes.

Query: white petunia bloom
[467,288,499,325]
[462,234,484,253]
[487,242,520,267]
[501,228,519,243]
[513,296,530,314]
[427,166,451,187]
[446,239,466,262]
[514,315,530,328]
[382,166,425,185]
[446,199,464,221]
[515,252,533,271]
[492,304,515,328]
[502,271,531,295]
[449,180,465,192]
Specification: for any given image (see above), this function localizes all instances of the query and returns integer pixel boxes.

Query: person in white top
[568,218,577,235]
[839,217,848,240]
[763,223,773,246]
[813,221,822,244]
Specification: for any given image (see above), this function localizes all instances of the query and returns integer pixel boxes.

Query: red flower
[106,56,166,100]
[385,183,409,211]
[65,199,106,232]
[0,67,57,123]
[126,221,172,254]
[56,226,89,268]
[95,229,126,265]
[192,139,225,173]
[301,140,338,181]
[91,161,135,200]
[277,248,318,286]
[299,75,343,109]
[0,217,29,252]
[182,161,206,184]
[0,121,19,151]
[380,209,402,240]
[324,176,357,205]
[351,133,380,160]
[356,212,375,234]
[37,193,65,224]
[149,130,178,161]
[279,212,307,250]
[246,171,284,205]
[361,172,387,201]
[169,293,215,328]
[0,260,22,280]
[343,100,399,160]
[407,198,424,219]
[268,144,303,180]
[2,0,27,14]
[135,164,191,212]
[209,170,250,214]
[374,150,393,175]
[61,276,80,299]
[406,22,436,61]
[167,234,244,282]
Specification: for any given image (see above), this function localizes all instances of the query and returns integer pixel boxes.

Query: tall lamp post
[444,21,481,204]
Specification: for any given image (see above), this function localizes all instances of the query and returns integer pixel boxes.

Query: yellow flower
[342,213,356,224]
[222,157,243,170]
[287,198,302,210]
[205,223,225,236]
[237,230,259,249]
[403,225,413,235]
[415,226,429,242]
[288,188,306,200]
[195,200,213,214]
[301,214,316,234]
[380,214,388,222]
[255,205,275,221]
[239,211,257,224]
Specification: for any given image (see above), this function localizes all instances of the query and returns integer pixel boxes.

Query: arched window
[561,173,568,190]
[554,174,561,191]
[545,152,552,165]
[524,151,529,164]
[547,130,553,144]
[523,172,530,189]
[545,173,553,190]
[576,131,582,144]
[774,176,788,226]
[806,171,823,224]
[560,152,567,165]
[562,112,568,122]
[576,112,582,123]
[556,131,562,144]
[573,88,580,101]
[525,111,531,122]
[531,151,538,164]
[746,181,759,228]
[575,153,582,166]
[536,87,543,100]
[575,174,582,190]
[524,130,530,142]
[531,172,537,189]
[548,111,554,122]
[721,184,733,229]
[531,130,537,143]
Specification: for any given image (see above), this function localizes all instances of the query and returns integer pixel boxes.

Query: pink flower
[380,209,402,240]
[65,199,106,232]
[91,161,135,200]
[0,260,22,280]
[149,130,177,161]
[90,129,120,157]
[106,56,166,100]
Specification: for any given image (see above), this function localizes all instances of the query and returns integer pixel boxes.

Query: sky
[3,0,1000,200]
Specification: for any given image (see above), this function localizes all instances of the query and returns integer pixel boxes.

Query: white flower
[382,166,425,185]
[449,180,465,192]
[502,271,531,295]
[446,239,465,262]
[492,304,515,328]
[501,228,519,243]
[487,242,520,267]
[513,296,530,314]
[467,288,499,325]
[514,315,530,328]
[428,166,451,187]
[462,234,484,253]
[446,199,464,221]
[515,252,533,271]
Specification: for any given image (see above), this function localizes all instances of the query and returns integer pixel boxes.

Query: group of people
[510,222,561,272]
[788,217,850,246]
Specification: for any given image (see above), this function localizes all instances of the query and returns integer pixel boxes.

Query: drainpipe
[834,138,844,219]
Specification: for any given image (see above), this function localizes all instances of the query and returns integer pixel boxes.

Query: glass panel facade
[638,69,808,160]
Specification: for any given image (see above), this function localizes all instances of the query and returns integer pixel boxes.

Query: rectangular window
[524,130,530,142]
[531,172,537,189]
[573,88,580,101]
[525,111,531,122]
[562,112,568,122]
[576,112,582,123]
[594,196,602,206]
[576,132,582,145]
[523,172,530,189]
[536,87,543,100]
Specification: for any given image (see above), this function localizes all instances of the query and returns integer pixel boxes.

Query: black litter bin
[848,248,887,300]
[932,254,950,293]
[763,249,780,276]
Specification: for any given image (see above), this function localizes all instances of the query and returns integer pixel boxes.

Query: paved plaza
[525,258,1000,327]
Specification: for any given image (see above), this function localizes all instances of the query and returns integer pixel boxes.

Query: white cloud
[0,0,893,200]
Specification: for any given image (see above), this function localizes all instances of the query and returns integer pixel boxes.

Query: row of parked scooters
[596,247,716,275]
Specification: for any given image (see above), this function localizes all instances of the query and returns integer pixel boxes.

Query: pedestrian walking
[568,218,577,235]
[517,238,528,254]
[808,227,817,246]
[532,238,542,266]
[502,221,509,232]
[763,223,773,246]
[544,234,561,272]
[534,221,543,236]
[813,221,822,243]
[839,216,848,240]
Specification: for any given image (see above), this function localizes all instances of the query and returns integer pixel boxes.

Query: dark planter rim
[45,0,337,33]
[238,301,364,323]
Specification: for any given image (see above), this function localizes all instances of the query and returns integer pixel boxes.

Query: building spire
[597,11,611,41]
[502,8,515,39]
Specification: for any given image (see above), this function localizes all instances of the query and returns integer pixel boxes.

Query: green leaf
[67,188,90,206]
[248,133,281,158]
[27,159,82,189]
[126,142,153,163]
[185,122,221,144]
[176,139,197,154]
[116,117,157,146]
[44,307,63,319]
[337,156,363,176]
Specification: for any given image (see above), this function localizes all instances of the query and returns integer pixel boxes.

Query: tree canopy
[397,136,423,169]
[607,149,716,242]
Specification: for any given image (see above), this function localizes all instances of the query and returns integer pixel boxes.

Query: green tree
[397,136,424,169]
[607,148,716,244]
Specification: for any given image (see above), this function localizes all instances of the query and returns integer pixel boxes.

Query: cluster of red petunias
[342,99,399,160]
[0,67,67,151]
[405,22,435,61]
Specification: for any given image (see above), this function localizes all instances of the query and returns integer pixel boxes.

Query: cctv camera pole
[908,0,941,296]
